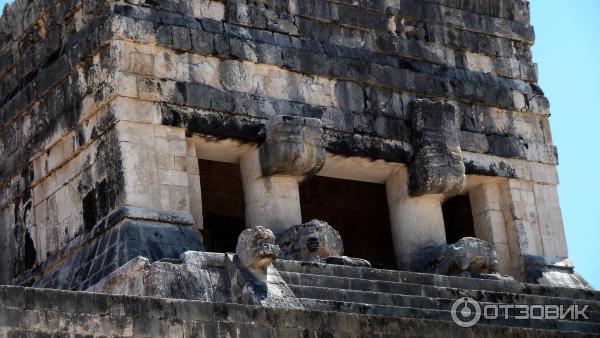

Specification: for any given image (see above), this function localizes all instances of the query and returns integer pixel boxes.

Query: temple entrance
[299,176,396,269]
[442,194,476,244]
[199,160,246,253]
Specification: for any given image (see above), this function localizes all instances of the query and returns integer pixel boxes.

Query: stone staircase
[273,260,600,335]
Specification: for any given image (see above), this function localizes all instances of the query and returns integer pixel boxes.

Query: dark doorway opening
[299,176,396,269]
[442,194,476,244]
[199,160,246,253]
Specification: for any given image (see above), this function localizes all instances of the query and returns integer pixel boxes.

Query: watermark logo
[450,297,589,327]
[451,297,481,327]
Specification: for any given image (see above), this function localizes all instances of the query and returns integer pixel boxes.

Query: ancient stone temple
[0,0,598,336]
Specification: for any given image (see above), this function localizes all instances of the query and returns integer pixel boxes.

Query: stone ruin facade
[0,0,598,336]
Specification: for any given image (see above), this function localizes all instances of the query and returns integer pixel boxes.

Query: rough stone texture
[231,226,302,308]
[28,208,204,291]
[85,256,151,295]
[235,226,280,275]
[324,255,371,268]
[276,219,372,267]
[260,115,325,178]
[468,181,513,276]
[227,254,303,309]
[435,237,499,277]
[408,99,466,196]
[87,251,231,302]
[523,256,594,290]
[0,0,587,316]
[274,259,600,335]
[240,149,305,233]
[386,168,448,271]
[5,285,597,338]
[405,237,501,278]
[7,254,600,335]
[276,220,344,262]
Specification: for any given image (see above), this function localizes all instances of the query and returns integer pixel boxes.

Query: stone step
[289,285,600,323]
[280,270,600,313]
[297,298,600,334]
[290,284,437,308]
[274,260,600,301]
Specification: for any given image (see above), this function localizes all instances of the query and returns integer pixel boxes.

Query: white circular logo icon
[451,297,482,327]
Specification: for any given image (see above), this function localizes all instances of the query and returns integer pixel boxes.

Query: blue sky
[0,1,598,288]
[530,0,600,288]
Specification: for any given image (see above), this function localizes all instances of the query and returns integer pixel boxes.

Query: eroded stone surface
[406,237,503,278]
[0,0,585,296]
[435,237,499,277]
[236,226,281,275]
[276,220,343,262]
[408,99,466,196]
[324,256,371,268]
[228,227,302,308]
[260,115,325,178]
[523,256,594,290]
[228,254,303,309]
[85,251,228,302]
[275,219,371,267]
[6,283,598,337]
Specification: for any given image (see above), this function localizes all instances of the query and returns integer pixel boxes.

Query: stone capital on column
[259,115,325,179]
[408,99,466,197]
[240,115,325,234]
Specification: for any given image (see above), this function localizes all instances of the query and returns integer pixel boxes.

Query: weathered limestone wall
[0,0,117,285]
[0,0,572,287]
[0,0,205,288]
[0,285,581,338]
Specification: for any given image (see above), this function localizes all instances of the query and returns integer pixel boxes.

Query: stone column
[240,150,303,233]
[386,99,466,271]
[469,182,513,275]
[186,140,204,230]
[499,179,568,281]
[240,116,325,234]
[386,168,446,270]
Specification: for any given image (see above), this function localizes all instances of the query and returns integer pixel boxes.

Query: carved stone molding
[408,99,466,196]
[259,115,326,178]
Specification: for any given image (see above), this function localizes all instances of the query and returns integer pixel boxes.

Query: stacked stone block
[0,0,579,291]
[3,284,596,337]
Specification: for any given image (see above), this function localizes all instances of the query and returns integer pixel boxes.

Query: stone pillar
[469,182,513,275]
[386,168,446,270]
[386,99,466,271]
[240,116,325,233]
[119,122,192,214]
[499,179,568,281]
[240,150,303,233]
[186,140,203,230]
